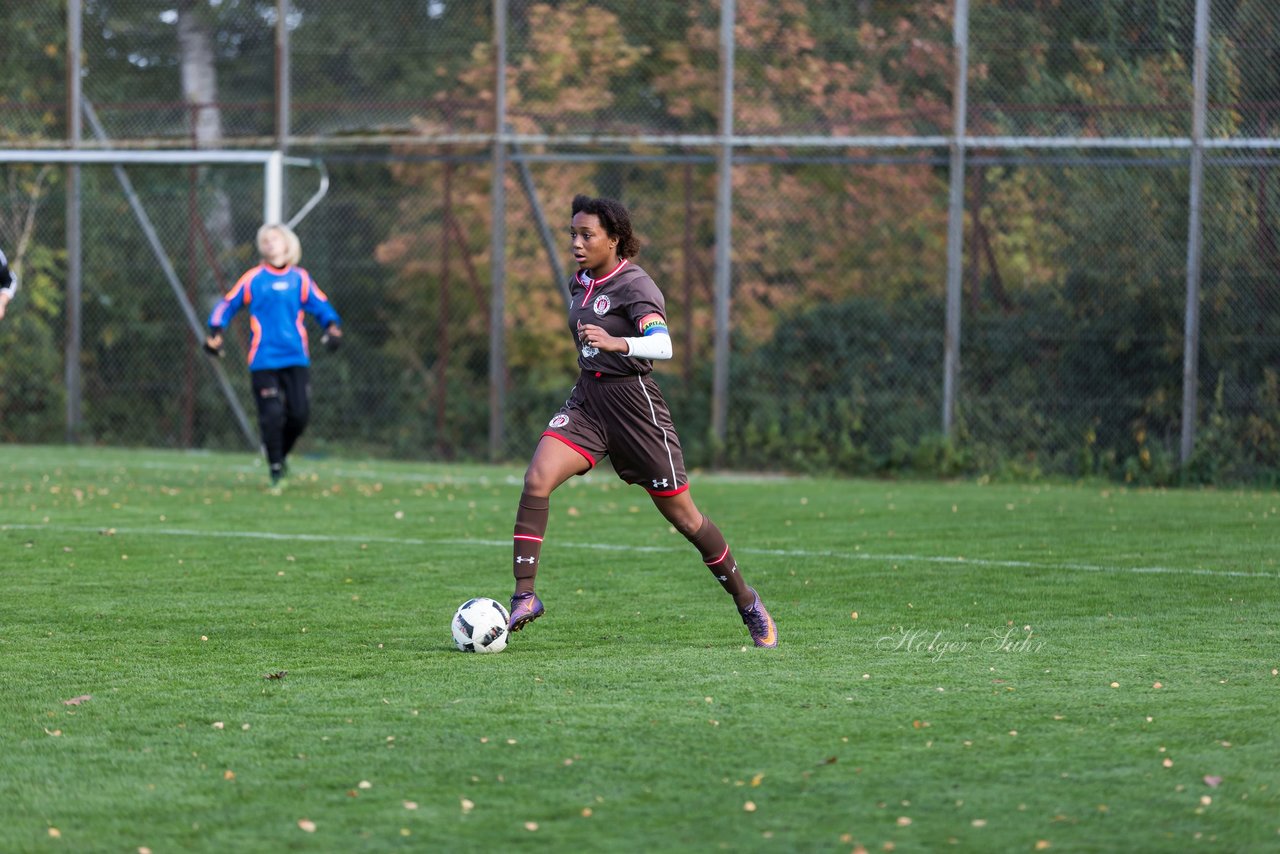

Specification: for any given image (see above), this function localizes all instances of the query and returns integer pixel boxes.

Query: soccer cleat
[738,587,778,648]
[508,591,545,633]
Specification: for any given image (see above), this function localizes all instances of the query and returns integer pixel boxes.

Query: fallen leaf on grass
[263,671,287,680]
[63,695,92,706]
[460,798,474,814]
[819,756,838,765]
[297,820,316,833]
[1203,776,1223,788]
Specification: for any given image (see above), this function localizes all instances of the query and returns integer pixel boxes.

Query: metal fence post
[65,0,83,443]
[1180,0,1211,467]
[942,0,970,438]
[711,0,736,456]
[489,0,509,462]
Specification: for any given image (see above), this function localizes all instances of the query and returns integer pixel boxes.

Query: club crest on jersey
[592,295,611,316]
[549,413,570,429]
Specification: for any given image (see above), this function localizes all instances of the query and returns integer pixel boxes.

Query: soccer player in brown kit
[506,194,778,648]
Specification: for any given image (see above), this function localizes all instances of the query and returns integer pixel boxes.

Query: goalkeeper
[204,223,343,489]
[0,247,15,321]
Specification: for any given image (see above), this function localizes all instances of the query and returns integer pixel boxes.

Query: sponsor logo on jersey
[549,413,570,429]
[593,295,611,316]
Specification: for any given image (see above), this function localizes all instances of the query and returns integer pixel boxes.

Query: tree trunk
[177,0,237,448]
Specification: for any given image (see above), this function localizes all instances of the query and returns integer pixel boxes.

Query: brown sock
[512,492,549,595]
[688,514,752,607]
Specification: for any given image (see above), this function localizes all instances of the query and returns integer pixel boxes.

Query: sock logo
[515,556,537,564]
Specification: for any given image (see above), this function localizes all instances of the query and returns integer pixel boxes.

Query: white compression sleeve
[623,331,673,360]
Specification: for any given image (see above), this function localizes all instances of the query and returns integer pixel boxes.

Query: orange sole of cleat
[509,605,544,633]
[510,614,542,632]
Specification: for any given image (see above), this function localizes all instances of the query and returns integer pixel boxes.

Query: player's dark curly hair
[571,194,640,259]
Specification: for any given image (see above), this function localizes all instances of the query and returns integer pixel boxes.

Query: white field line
[3,522,1274,580]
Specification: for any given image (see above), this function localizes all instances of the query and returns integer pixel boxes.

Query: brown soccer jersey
[567,259,665,377]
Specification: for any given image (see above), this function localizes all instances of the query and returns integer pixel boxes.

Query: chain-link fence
[2,0,1278,483]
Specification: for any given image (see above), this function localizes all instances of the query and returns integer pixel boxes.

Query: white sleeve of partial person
[623,331,673,360]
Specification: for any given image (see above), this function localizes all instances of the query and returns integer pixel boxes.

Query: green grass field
[1,445,1277,853]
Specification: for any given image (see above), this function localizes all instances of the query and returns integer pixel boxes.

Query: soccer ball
[451,597,510,653]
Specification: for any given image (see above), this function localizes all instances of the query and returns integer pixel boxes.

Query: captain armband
[623,330,672,360]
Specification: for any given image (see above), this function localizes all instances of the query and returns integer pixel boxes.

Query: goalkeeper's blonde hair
[256,223,302,266]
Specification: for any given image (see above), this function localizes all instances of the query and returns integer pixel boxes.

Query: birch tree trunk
[177,0,235,262]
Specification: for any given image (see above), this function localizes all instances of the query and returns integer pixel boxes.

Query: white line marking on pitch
[3,523,1273,580]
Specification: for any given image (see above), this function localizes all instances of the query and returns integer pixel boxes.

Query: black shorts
[542,371,688,496]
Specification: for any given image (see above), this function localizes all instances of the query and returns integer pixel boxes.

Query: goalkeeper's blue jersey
[208,263,340,370]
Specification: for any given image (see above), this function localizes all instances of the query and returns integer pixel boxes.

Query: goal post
[0,148,323,228]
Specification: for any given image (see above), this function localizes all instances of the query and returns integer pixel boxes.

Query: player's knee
[522,469,555,498]
[656,501,703,537]
[256,397,284,429]
[671,513,703,538]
